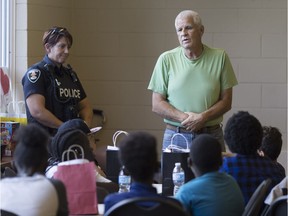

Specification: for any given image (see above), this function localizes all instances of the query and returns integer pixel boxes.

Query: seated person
[175,134,245,216]
[48,118,106,177]
[104,131,182,213]
[46,119,118,194]
[0,124,69,215]
[258,126,286,176]
[220,111,286,204]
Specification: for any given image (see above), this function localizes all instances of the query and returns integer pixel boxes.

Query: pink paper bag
[54,161,98,214]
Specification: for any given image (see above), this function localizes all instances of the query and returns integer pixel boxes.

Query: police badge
[27,69,41,83]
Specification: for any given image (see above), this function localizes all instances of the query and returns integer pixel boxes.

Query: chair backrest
[0,209,18,216]
[104,196,189,216]
[263,195,288,216]
[242,178,272,216]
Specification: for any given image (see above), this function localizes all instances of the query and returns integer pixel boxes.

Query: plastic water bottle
[172,162,185,196]
[118,166,131,193]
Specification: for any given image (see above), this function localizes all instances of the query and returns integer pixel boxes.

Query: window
[0,0,14,67]
[1,0,15,109]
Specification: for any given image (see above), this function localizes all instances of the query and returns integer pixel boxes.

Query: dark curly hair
[259,126,282,160]
[118,131,158,182]
[224,111,263,155]
[13,124,50,175]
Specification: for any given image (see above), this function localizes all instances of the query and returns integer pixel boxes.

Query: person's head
[42,26,73,65]
[57,118,96,147]
[118,131,158,183]
[258,126,282,161]
[49,120,95,163]
[188,134,222,176]
[13,124,50,176]
[175,10,204,50]
[224,111,263,155]
[57,119,91,134]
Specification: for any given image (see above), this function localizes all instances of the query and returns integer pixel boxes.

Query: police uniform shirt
[22,55,87,134]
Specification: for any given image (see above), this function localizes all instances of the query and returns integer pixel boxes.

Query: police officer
[22,26,93,136]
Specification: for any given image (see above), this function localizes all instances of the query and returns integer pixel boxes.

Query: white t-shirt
[0,174,59,216]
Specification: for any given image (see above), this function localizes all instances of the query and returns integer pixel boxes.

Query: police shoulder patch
[27,69,41,83]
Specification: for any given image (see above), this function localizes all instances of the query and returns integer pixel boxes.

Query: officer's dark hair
[43,26,73,48]
[13,124,50,176]
[190,134,222,173]
[118,131,158,182]
[259,126,282,161]
[224,111,263,155]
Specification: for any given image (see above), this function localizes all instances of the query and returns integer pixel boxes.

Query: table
[70,204,104,216]
[63,184,163,216]
[98,204,104,215]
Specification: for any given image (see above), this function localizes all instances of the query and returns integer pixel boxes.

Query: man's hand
[181,112,205,132]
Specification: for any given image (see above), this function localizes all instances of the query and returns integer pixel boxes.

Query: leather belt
[166,124,220,134]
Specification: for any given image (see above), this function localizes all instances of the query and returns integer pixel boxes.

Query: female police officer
[22,26,93,136]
